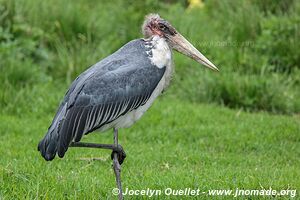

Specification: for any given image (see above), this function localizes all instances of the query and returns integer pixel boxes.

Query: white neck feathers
[148,36,172,69]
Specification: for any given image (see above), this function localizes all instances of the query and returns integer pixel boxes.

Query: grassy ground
[0,96,299,199]
[1,0,300,199]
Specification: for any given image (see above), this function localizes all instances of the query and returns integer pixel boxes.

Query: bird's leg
[113,128,123,200]
[69,142,126,164]
[111,144,126,165]
[69,129,124,199]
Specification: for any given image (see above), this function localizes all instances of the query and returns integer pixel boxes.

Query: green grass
[1,95,299,199]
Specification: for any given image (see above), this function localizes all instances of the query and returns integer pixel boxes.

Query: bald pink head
[142,14,177,38]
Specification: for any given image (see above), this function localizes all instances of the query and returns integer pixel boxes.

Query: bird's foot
[111,144,126,165]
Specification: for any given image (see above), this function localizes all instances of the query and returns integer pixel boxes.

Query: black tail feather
[38,129,58,161]
[38,103,67,161]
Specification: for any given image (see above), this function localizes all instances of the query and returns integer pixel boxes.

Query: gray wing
[55,39,165,157]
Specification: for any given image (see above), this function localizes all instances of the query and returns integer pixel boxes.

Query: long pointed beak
[167,33,219,71]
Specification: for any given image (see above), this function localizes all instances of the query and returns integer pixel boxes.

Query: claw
[111,144,126,165]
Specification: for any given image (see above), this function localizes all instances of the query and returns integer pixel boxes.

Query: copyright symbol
[112,188,120,196]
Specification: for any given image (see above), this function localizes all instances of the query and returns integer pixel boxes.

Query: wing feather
[39,38,167,160]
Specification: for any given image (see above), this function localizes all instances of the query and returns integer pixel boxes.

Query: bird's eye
[159,24,166,30]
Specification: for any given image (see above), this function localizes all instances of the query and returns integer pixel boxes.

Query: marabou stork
[38,13,218,198]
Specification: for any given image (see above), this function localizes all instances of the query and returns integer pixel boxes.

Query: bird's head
[142,13,218,71]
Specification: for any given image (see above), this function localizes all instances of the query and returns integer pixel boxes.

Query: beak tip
[207,64,219,72]
[213,66,219,72]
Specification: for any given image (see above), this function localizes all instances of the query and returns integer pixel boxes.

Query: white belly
[98,36,173,131]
